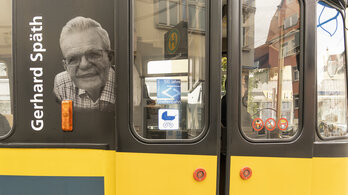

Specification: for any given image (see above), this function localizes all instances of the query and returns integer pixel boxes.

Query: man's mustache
[75,70,98,78]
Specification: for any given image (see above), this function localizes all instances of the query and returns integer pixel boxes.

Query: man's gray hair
[60,16,111,50]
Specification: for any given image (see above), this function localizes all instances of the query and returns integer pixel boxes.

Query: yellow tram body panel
[115,152,217,195]
[230,156,348,195]
[312,157,348,195]
[230,156,312,195]
[0,148,116,195]
[0,148,217,195]
[0,148,347,195]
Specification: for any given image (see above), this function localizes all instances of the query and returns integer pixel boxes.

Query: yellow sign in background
[167,28,180,54]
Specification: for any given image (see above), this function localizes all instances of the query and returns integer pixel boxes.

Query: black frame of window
[226,0,310,158]
[129,0,209,143]
[315,0,348,141]
[238,0,304,143]
[116,0,221,155]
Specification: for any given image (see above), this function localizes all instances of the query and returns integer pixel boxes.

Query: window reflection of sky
[316,2,347,136]
[317,2,345,84]
[254,0,281,47]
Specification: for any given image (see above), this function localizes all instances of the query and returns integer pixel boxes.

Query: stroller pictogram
[162,111,176,120]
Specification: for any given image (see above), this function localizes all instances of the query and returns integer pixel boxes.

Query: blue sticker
[157,79,181,104]
[158,109,179,130]
[317,2,339,37]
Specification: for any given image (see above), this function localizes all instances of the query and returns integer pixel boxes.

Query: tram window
[346,8,348,34]
[240,0,300,140]
[0,0,13,137]
[317,1,348,138]
[132,0,207,140]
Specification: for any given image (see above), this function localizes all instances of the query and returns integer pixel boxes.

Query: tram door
[222,0,315,194]
[115,1,222,195]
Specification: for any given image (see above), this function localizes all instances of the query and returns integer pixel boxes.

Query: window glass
[198,7,205,31]
[317,1,348,138]
[189,4,197,29]
[0,0,12,137]
[241,0,300,140]
[188,0,206,31]
[159,0,167,24]
[169,2,179,26]
[156,0,205,32]
[133,0,206,140]
[346,8,348,32]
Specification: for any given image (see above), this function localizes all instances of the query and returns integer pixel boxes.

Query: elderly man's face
[61,28,111,92]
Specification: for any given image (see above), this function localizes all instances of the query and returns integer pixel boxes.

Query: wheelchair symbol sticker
[158,109,179,130]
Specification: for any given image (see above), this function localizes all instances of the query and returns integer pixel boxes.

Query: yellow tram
[0,0,346,194]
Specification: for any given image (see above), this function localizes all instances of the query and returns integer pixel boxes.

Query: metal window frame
[238,0,303,143]
[117,0,220,155]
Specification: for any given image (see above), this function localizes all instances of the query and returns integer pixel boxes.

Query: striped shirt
[54,68,115,112]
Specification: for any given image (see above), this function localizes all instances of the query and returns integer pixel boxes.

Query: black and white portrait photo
[15,0,115,140]
[54,16,115,112]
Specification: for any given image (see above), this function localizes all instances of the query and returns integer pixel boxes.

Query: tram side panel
[0,149,116,195]
[114,0,221,194]
[0,0,117,194]
[225,0,317,194]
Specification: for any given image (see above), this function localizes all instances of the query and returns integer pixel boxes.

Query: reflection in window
[133,0,206,140]
[283,14,298,29]
[188,1,205,31]
[157,0,206,32]
[241,0,300,140]
[0,0,12,137]
[158,0,179,26]
[317,2,348,138]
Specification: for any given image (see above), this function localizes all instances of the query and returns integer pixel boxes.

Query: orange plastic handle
[61,100,73,131]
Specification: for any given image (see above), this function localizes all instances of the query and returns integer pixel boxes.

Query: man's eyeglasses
[63,49,110,67]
